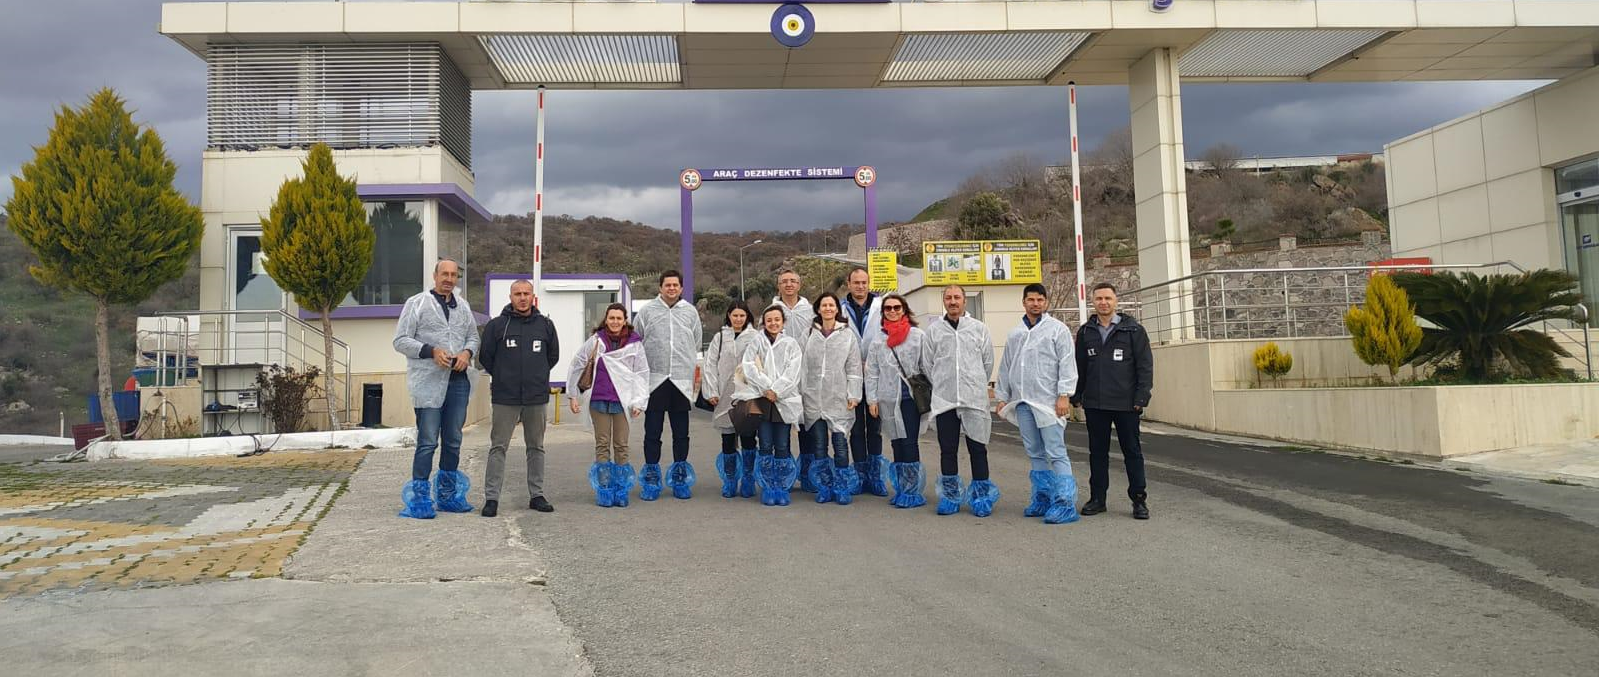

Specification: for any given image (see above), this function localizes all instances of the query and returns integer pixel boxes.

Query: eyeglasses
[881,305,904,312]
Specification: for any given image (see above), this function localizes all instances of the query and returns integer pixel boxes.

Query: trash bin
[361,383,383,428]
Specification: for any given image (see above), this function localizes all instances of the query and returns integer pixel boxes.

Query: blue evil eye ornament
[1151,0,1175,11]
[771,4,815,49]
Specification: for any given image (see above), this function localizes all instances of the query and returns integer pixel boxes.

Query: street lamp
[739,239,765,301]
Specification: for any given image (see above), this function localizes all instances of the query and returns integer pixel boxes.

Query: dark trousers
[850,401,883,463]
[889,395,922,463]
[720,431,758,453]
[644,383,690,465]
[1084,408,1147,500]
[935,410,990,481]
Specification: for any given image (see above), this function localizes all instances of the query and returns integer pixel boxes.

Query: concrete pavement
[519,411,1598,676]
[3,406,1596,676]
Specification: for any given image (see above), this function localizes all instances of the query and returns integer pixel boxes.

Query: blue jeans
[759,421,793,459]
[1016,403,1071,477]
[590,399,624,415]
[804,422,850,467]
[413,371,471,480]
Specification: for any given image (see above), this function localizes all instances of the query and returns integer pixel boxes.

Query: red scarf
[883,316,911,348]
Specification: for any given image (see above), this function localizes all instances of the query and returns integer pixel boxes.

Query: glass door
[1562,200,1599,327]
[227,229,287,364]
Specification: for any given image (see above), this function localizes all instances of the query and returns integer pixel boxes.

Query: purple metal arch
[679,165,877,300]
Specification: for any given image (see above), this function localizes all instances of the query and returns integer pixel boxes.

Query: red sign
[1370,257,1432,274]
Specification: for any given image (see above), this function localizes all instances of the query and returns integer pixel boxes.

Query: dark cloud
[2,1,1544,234]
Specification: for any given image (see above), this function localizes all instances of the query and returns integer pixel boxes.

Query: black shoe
[481,500,498,517]
[529,496,555,513]
[1132,501,1149,520]
[1080,498,1106,516]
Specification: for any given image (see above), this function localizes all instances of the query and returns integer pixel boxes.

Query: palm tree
[1390,270,1583,382]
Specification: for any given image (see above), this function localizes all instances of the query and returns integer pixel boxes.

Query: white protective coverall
[994,314,1078,427]
[801,323,863,434]
[632,296,703,399]
[732,333,805,425]
[921,315,996,444]
[863,326,932,440]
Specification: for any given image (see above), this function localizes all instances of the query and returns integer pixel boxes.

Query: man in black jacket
[477,279,560,517]
[1070,282,1153,520]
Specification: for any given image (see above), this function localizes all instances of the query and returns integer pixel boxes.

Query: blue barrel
[87,391,142,424]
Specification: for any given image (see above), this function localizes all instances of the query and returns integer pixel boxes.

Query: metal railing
[156,310,353,425]
[1119,261,1593,376]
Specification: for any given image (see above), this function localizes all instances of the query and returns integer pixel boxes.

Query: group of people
[392,259,1153,524]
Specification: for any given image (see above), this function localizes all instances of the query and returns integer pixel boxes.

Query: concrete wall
[350,371,491,432]
[1148,338,1599,457]
[1385,65,1599,269]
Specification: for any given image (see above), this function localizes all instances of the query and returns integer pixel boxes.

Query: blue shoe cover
[797,453,818,492]
[772,457,799,506]
[935,475,966,516]
[865,455,891,496]
[738,450,757,498]
[640,463,663,501]
[968,479,1000,518]
[716,453,741,498]
[1024,470,1054,517]
[754,454,780,506]
[833,465,861,505]
[809,459,836,504]
[612,464,636,508]
[398,479,436,519]
[850,461,870,496]
[434,470,474,513]
[1043,472,1080,524]
[668,461,696,500]
[590,462,615,507]
[889,462,927,509]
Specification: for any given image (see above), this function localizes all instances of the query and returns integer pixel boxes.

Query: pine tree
[1345,273,1423,383]
[259,143,374,430]
[5,89,203,439]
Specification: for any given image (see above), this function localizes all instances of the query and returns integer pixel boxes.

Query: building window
[348,201,424,306]
[1556,158,1599,197]
[966,291,984,322]
[437,204,468,297]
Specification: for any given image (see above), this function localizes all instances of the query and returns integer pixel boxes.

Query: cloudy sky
[1,1,1547,233]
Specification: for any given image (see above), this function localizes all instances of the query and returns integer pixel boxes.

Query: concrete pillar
[1129,48,1195,342]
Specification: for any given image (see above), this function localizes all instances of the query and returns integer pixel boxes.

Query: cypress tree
[1345,273,1423,383]
[5,89,203,439]
[259,143,374,429]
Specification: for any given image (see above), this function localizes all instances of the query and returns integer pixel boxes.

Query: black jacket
[477,304,560,406]
[1071,313,1153,411]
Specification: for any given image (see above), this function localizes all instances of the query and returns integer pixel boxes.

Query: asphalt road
[514,413,1599,677]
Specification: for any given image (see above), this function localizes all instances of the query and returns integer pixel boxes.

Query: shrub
[1253,342,1293,386]
[256,365,322,434]
[1345,274,1423,383]
[1391,270,1582,382]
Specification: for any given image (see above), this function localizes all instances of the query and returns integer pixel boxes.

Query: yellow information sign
[867,247,898,292]
[921,240,1042,286]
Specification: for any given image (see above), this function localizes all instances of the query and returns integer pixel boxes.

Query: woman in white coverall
[732,305,805,506]
[701,300,763,499]
[864,293,932,509]
[801,292,864,505]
